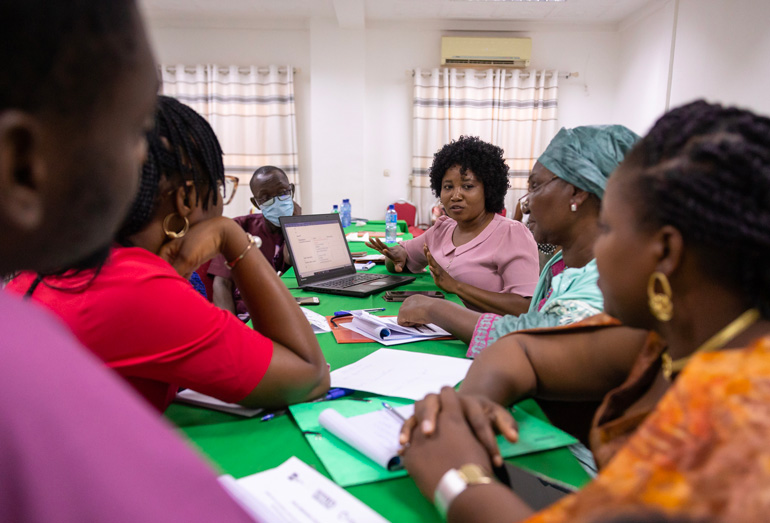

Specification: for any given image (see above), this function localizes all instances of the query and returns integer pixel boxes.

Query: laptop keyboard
[319,273,386,289]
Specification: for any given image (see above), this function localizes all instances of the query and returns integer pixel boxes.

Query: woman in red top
[9,96,329,412]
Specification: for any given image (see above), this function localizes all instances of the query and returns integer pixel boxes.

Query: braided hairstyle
[117,95,224,244]
[429,136,510,214]
[622,100,770,317]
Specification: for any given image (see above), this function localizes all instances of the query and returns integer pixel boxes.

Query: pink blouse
[401,214,539,306]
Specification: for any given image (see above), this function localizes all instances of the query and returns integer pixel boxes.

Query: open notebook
[290,397,579,487]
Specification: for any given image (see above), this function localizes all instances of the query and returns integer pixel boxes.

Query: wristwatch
[434,463,494,519]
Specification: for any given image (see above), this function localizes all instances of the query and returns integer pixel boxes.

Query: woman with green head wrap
[397,124,640,357]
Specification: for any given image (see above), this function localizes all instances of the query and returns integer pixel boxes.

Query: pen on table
[312,388,355,402]
[382,401,407,424]
[333,308,386,317]
[260,409,287,422]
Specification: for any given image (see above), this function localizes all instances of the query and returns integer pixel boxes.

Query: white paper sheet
[329,348,472,400]
[219,456,388,523]
[300,306,331,334]
[318,405,414,470]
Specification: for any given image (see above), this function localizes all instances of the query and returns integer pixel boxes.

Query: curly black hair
[622,100,770,317]
[429,136,510,214]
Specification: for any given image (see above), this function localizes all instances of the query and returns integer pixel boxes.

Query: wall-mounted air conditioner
[441,37,532,68]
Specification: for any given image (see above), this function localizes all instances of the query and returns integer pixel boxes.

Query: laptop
[280,213,415,297]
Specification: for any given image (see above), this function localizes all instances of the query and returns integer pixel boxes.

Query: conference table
[165,220,590,522]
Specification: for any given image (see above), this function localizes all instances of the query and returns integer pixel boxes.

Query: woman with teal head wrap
[396,124,639,358]
[537,125,641,200]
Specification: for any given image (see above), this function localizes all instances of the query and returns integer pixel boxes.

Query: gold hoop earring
[162,213,189,239]
[647,271,673,321]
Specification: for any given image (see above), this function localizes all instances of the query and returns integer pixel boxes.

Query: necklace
[538,243,557,255]
[661,308,760,381]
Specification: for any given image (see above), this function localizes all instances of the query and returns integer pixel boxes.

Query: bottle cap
[343,199,349,203]
[388,204,395,209]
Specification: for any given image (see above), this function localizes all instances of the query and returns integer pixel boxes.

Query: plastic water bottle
[332,204,339,214]
[340,199,352,228]
[385,204,398,243]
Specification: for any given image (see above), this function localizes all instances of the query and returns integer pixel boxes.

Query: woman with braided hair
[399,100,770,522]
[8,96,330,412]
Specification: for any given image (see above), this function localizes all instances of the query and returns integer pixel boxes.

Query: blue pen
[333,308,386,317]
[312,388,355,402]
[324,387,354,400]
[260,409,287,422]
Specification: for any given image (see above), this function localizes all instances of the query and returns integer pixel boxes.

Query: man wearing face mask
[209,166,301,318]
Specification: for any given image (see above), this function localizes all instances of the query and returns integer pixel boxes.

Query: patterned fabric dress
[524,336,770,523]
[468,251,603,358]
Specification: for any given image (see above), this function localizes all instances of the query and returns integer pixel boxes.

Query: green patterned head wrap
[537,125,640,199]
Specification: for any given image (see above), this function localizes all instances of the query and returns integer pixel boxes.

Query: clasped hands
[398,387,519,499]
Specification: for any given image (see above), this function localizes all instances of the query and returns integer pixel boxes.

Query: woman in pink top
[368,136,539,314]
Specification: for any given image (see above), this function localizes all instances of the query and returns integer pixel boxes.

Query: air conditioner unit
[441,37,532,68]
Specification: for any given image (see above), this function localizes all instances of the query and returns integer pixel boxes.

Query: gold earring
[647,271,673,321]
[162,213,189,239]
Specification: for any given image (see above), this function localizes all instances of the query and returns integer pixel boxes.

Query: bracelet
[226,233,261,270]
[434,464,494,520]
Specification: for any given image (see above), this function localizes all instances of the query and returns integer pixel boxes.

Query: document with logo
[219,456,388,523]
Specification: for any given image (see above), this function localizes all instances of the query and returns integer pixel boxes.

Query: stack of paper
[219,456,388,522]
[341,310,451,346]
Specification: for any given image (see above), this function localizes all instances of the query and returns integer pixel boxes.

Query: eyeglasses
[251,183,295,209]
[218,175,239,206]
[518,176,560,214]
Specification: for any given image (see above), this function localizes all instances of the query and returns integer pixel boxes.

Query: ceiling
[140,0,664,28]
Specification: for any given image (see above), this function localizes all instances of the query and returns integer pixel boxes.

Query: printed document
[329,348,472,400]
[340,310,450,345]
[219,456,387,523]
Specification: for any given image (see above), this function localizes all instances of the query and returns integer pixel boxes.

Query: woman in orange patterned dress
[400,100,770,523]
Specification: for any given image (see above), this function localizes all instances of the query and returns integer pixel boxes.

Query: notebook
[280,213,415,297]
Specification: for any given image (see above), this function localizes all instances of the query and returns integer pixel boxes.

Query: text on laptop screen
[284,220,351,278]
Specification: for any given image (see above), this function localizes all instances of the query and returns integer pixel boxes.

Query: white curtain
[160,64,299,218]
[412,68,559,223]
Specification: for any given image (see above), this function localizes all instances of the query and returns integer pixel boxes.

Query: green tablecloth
[349,219,410,234]
[165,221,590,522]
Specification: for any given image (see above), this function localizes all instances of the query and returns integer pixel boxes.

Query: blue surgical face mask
[261,196,295,226]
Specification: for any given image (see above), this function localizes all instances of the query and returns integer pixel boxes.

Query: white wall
[144,18,621,219]
[669,0,770,115]
[529,29,619,129]
[309,19,367,216]
[613,0,770,136]
[613,2,674,135]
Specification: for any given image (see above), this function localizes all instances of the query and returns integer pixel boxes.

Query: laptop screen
[282,216,353,279]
